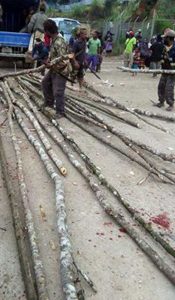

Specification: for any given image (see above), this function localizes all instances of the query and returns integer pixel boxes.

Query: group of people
[124,29,151,70]
[69,29,114,75]
[123,28,175,111]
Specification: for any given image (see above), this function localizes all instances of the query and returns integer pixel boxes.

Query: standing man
[156,30,175,111]
[72,28,87,89]
[123,31,137,68]
[88,31,101,72]
[150,34,164,77]
[42,19,70,118]
[27,4,48,36]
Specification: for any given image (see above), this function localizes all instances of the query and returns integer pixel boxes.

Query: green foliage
[70,5,88,19]
[113,35,126,55]
[157,0,175,19]
[89,0,105,18]
[67,0,105,21]
[154,19,174,33]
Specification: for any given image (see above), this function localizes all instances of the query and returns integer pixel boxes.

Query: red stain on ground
[119,228,127,233]
[150,213,170,230]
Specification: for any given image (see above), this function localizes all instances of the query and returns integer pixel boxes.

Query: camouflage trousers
[158,74,175,106]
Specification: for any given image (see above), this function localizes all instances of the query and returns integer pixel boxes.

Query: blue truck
[0,0,40,64]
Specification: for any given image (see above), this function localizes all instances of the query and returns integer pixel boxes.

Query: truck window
[59,20,79,34]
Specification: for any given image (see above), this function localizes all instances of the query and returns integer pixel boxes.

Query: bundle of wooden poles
[1,60,175,299]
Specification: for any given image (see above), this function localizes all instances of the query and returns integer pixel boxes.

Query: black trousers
[158,74,175,106]
[42,70,67,114]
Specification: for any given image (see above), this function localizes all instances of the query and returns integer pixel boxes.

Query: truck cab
[50,18,80,43]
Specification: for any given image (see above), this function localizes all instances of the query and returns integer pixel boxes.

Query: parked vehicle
[0,0,40,65]
[50,18,80,43]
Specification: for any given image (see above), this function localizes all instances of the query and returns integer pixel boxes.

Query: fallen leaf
[39,205,47,222]
[49,240,56,251]
[130,171,135,176]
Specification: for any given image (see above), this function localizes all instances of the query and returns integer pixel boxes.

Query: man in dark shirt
[156,30,175,111]
[72,28,87,89]
[150,34,164,77]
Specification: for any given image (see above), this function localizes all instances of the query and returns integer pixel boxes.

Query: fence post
[150,8,156,38]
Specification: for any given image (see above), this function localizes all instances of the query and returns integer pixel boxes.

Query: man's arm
[97,39,101,54]
[27,14,37,33]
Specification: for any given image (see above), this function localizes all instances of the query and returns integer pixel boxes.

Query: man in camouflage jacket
[42,19,69,118]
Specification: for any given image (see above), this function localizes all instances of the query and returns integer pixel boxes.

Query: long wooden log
[28,99,175,286]
[18,81,173,184]
[12,81,97,297]
[65,102,107,129]
[14,108,79,300]
[18,77,43,99]
[65,115,173,184]
[15,76,175,178]
[65,95,175,169]
[6,83,67,176]
[0,131,37,300]
[21,74,164,133]
[82,82,170,133]
[0,54,71,79]
[1,81,50,300]
[68,92,170,133]
[70,99,175,163]
[16,77,171,134]
[117,66,175,74]
[21,75,41,87]
[67,93,140,129]
[18,83,168,185]
[132,108,175,123]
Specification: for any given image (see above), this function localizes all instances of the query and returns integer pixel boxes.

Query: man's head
[92,31,98,39]
[129,31,134,38]
[40,3,46,12]
[79,28,87,40]
[43,20,58,37]
[163,29,175,46]
[35,38,42,45]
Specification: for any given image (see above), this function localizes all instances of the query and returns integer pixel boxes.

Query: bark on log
[14,108,79,300]
[1,81,50,300]
[17,80,173,184]
[29,102,175,285]
[67,93,140,129]
[7,84,67,176]
[82,82,170,133]
[53,121,175,258]
[0,131,37,300]
[133,108,175,123]
[65,95,175,166]
[0,55,71,79]
[65,115,172,184]
[117,66,175,74]
[65,103,107,129]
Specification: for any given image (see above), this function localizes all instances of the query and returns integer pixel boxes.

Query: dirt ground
[1,57,175,300]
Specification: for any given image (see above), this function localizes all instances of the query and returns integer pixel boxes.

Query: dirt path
[0,58,175,299]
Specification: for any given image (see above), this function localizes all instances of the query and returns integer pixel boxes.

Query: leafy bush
[89,0,105,19]
[154,19,174,34]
